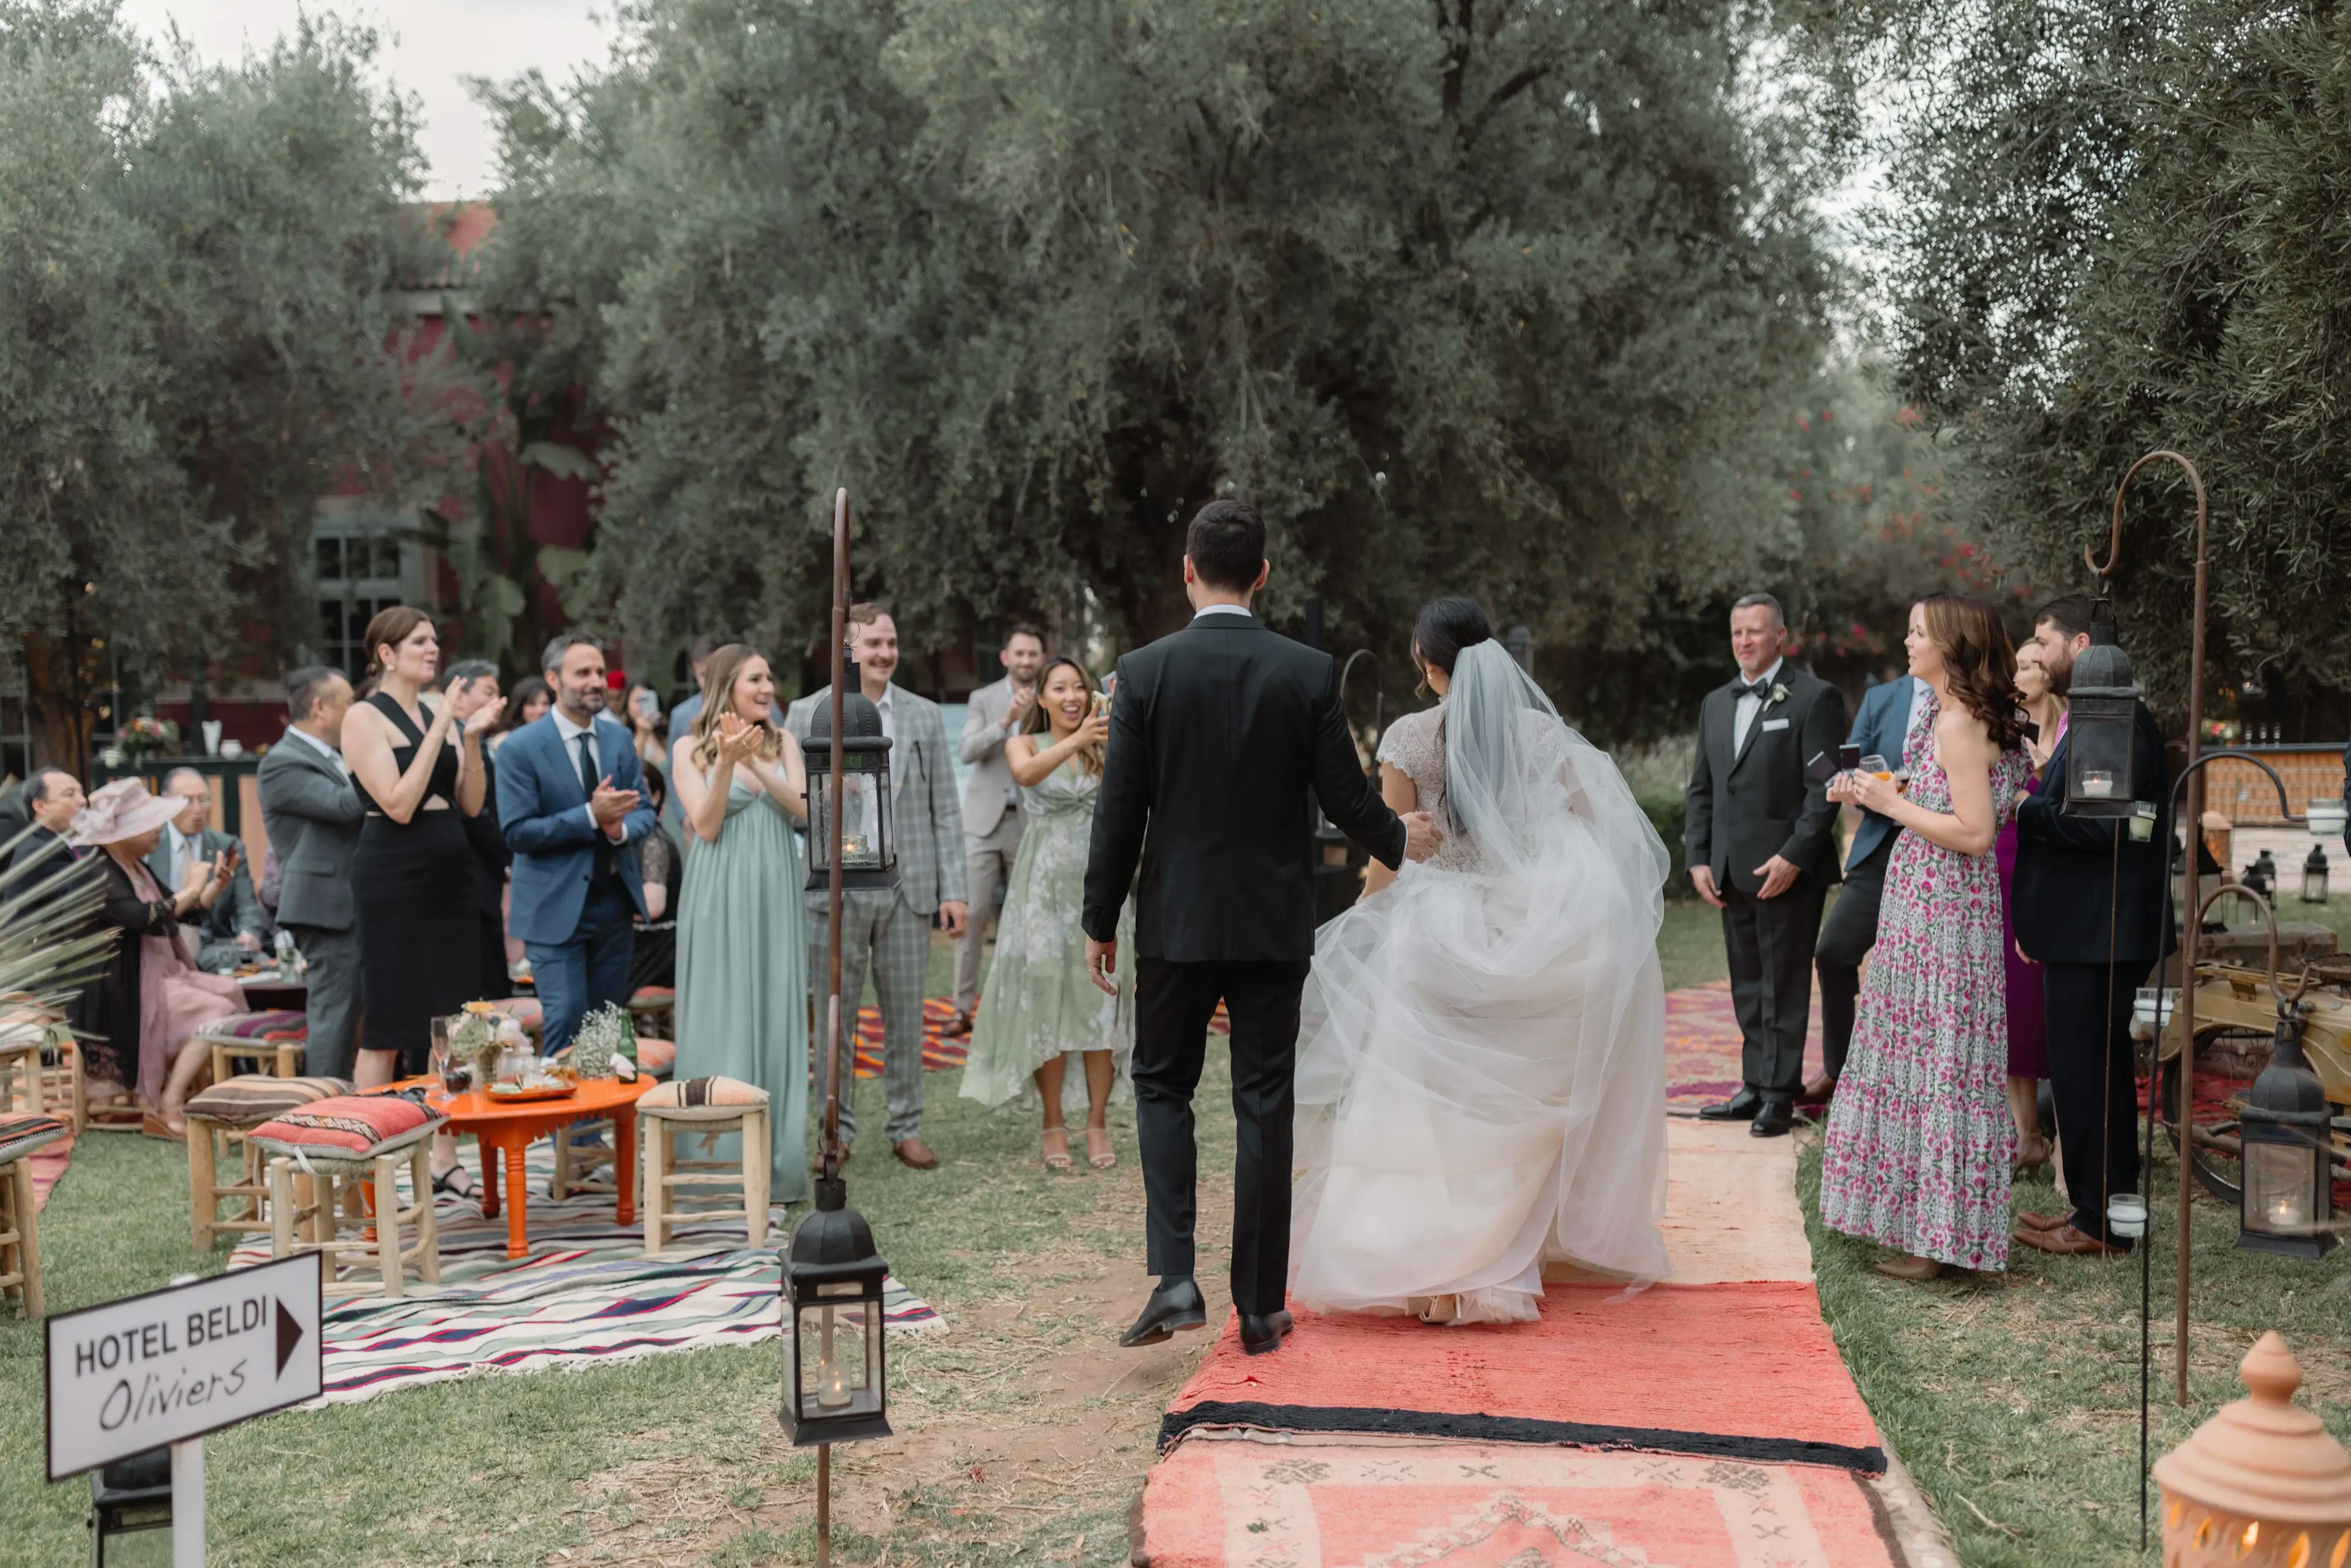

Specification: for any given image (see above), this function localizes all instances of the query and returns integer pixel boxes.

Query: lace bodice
[1376,707,1479,871]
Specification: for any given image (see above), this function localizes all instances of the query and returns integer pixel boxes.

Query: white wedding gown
[1289,642,1673,1324]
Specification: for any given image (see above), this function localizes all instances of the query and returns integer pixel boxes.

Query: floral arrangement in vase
[569,1002,636,1080]
[112,715,181,767]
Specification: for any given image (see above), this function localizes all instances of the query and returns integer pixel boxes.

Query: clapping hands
[716,711,766,767]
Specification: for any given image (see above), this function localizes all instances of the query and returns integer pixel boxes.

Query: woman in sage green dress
[961,656,1134,1170]
[672,645,812,1203]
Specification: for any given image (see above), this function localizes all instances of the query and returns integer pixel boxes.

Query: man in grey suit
[786,603,969,1170]
[256,667,366,1081]
[947,621,1048,1035]
[153,766,270,969]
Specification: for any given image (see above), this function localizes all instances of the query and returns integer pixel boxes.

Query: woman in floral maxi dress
[1820,595,2031,1279]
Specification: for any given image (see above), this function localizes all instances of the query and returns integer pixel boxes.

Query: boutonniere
[1768,682,1790,707]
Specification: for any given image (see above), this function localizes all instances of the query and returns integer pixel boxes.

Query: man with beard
[498,632,660,1056]
[2009,595,2170,1258]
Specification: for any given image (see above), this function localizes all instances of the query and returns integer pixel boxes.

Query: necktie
[577,730,615,885]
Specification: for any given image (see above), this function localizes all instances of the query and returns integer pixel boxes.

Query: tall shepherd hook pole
[816,486,852,1568]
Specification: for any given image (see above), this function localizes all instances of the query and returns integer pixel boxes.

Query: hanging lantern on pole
[800,695,898,893]
[2061,598,2141,819]
[782,1193,893,1445]
[2235,1003,2338,1261]
[2301,844,2329,906]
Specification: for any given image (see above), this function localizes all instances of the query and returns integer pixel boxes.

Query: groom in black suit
[1685,592,1847,1138]
[1084,500,1441,1356]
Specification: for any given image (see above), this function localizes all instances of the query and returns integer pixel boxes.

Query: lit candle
[816,1308,852,1409]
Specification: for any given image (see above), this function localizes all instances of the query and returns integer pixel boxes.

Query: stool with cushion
[626,985,675,1041]
[197,1010,309,1082]
[0,1009,83,1133]
[0,1112,69,1319]
[250,1094,444,1299]
[639,1076,771,1256]
[182,1076,353,1251]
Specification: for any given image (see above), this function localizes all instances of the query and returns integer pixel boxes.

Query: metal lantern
[2235,1006,2338,1260]
[2062,599,2141,819]
[782,1179,892,1446]
[89,1449,173,1565]
[2303,845,2330,905]
[800,688,898,892]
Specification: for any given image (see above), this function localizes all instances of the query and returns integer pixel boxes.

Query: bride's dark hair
[1412,598,1493,695]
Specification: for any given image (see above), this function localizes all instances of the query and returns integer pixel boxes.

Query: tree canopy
[1864,0,2351,724]
[480,0,1863,714]
[0,0,452,764]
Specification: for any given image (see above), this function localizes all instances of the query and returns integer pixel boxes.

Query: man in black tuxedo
[2011,596,2171,1258]
[1084,500,1442,1356]
[1685,593,1847,1138]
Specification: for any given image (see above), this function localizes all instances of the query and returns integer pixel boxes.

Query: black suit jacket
[2013,700,2173,967]
[1683,664,1847,894]
[1083,612,1408,963]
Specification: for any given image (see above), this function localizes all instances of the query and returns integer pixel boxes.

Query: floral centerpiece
[110,715,181,768]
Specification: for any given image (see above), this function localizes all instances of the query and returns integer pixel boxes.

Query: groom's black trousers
[1131,955,1311,1318]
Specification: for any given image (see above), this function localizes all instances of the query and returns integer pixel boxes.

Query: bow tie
[1736,677,1774,700]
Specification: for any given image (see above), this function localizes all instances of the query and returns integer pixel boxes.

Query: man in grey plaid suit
[786,604,969,1169]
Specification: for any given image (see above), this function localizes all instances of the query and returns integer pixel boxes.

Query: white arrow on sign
[46,1253,324,1482]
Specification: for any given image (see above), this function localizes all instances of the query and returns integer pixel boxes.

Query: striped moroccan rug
[225,1144,942,1407]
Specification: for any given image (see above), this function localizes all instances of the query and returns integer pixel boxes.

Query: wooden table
[394,1076,654,1259]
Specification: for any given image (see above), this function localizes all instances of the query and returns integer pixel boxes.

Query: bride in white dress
[1290,599,1673,1325]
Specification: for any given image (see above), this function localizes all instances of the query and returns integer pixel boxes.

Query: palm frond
[0,828,116,1016]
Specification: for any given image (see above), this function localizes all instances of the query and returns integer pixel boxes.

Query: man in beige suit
[947,622,1048,1035]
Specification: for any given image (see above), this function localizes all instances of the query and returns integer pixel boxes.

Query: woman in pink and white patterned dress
[1819,594,2030,1280]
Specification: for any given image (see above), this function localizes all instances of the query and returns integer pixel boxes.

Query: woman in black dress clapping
[341,608,504,1194]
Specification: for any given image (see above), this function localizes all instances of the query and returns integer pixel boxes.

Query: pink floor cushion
[633,1038,676,1075]
[0,1112,70,1165]
[248,1094,443,1158]
[185,1076,355,1125]
[197,1010,309,1044]
[486,997,544,1030]
[641,1075,767,1109]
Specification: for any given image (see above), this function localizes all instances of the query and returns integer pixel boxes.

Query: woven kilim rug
[224,1144,942,1407]
[1663,979,1825,1115]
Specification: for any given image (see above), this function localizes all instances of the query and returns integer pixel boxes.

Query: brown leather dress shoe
[893,1137,940,1170]
[943,1010,975,1040]
[2012,1223,2125,1256]
[1795,1073,1837,1107]
[2015,1209,2071,1233]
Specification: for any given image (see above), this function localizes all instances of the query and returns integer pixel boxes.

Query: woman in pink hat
[72,777,245,1135]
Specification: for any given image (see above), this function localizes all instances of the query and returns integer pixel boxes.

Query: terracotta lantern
[2154,1332,2351,1568]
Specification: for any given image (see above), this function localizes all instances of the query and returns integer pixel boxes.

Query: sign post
[47,1256,324,1560]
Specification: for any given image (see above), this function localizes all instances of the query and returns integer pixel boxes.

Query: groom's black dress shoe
[1239,1310,1295,1357]
[1698,1087,1763,1123]
[1749,1098,1794,1138]
[1119,1278,1207,1348]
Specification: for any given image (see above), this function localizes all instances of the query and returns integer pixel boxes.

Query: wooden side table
[397,1075,654,1259]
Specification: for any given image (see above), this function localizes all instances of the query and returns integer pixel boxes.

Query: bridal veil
[1290,640,1674,1321]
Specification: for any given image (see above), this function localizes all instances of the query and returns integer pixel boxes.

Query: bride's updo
[1412,598,1493,693]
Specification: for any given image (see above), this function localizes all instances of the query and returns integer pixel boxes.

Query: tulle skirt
[1289,836,1670,1324]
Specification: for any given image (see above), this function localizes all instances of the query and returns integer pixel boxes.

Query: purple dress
[1993,712,2062,1079]
[1820,694,2030,1270]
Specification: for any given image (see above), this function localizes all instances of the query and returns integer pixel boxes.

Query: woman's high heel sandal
[1084,1127,1115,1169]
[1412,1294,1460,1324]
[1041,1129,1073,1171]
[2012,1136,2051,1180]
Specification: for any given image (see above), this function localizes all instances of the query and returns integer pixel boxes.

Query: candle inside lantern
[816,1307,852,1408]
[2080,769,2116,798]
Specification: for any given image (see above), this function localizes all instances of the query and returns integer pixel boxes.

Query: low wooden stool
[640,1087,771,1255]
[626,986,676,1042]
[546,1041,678,1201]
[197,1010,309,1084]
[0,1113,70,1319]
[257,1122,444,1299]
[181,1076,353,1251]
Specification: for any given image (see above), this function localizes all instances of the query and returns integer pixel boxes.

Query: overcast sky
[117,0,615,200]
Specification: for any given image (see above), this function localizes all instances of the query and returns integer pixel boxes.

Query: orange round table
[394,1075,654,1259]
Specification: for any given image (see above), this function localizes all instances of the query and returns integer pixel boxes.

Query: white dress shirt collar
[551,706,599,748]
[282,724,347,774]
[1738,656,1786,691]
[1192,604,1254,620]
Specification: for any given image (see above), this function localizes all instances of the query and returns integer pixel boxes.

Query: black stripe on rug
[1159,1400,1888,1476]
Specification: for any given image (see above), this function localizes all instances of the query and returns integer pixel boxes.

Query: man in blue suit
[1807,662,1931,1106]
[498,632,659,1057]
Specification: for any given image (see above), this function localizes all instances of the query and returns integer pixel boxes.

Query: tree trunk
[20,628,96,776]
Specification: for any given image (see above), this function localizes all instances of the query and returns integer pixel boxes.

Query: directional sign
[45,1255,323,1481]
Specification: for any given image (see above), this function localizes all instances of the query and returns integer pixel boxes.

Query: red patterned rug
[1664,980,1826,1114]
